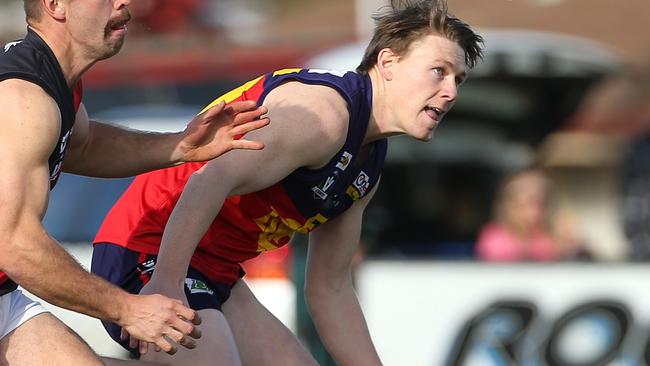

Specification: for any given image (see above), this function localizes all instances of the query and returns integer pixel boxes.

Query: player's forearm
[1,228,129,323]
[306,281,383,366]
[64,121,184,177]
[153,170,229,282]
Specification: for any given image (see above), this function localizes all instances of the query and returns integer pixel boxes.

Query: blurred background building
[3,0,650,364]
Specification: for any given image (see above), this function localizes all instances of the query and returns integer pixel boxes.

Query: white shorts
[0,290,49,340]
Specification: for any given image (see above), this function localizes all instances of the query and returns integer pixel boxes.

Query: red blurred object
[130,0,204,33]
[241,245,292,279]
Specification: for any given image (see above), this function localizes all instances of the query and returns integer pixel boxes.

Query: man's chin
[417,128,435,141]
[97,43,124,61]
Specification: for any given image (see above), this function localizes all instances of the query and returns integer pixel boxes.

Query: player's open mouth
[109,21,128,32]
[425,106,445,121]
[106,13,131,34]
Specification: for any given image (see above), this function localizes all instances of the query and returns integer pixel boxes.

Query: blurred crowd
[473,58,650,263]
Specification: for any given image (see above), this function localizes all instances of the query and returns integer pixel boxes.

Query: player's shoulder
[0,84,62,162]
[0,79,61,137]
[267,80,349,139]
[267,68,365,98]
[0,78,57,110]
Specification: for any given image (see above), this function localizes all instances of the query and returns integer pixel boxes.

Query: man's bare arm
[306,185,383,366]
[62,101,270,177]
[0,79,199,354]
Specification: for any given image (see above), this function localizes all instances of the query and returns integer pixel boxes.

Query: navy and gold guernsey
[94,68,387,285]
[0,28,83,292]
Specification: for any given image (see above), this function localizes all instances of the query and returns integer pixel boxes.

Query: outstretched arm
[63,100,270,177]
[0,79,199,354]
[306,184,383,366]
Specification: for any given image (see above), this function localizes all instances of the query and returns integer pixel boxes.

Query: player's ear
[377,48,396,81]
[42,0,67,21]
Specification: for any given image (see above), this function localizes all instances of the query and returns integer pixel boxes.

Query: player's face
[388,34,467,141]
[66,0,132,61]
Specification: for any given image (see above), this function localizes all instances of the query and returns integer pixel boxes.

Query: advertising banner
[357,261,650,366]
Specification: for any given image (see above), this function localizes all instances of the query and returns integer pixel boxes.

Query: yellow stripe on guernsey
[197,69,302,115]
[272,68,301,76]
[254,207,327,252]
[197,75,264,115]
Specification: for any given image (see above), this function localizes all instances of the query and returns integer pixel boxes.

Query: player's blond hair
[356,0,483,73]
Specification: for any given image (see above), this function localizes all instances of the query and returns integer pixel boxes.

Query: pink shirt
[476,223,560,262]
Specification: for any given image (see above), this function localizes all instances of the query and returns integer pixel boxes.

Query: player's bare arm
[0,79,200,355]
[134,82,350,356]
[306,184,383,366]
[62,101,270,178]
[151,82,351,282]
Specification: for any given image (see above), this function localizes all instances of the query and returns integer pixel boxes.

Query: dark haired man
[0,0,269,364]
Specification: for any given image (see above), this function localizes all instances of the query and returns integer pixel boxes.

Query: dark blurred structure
[562,60,650,260]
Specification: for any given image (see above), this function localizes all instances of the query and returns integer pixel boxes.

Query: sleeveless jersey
[94,68,387,285]
[0,28,83,291]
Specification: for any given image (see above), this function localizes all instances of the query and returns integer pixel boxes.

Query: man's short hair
[356,0,484,73]
[23,0,42,22]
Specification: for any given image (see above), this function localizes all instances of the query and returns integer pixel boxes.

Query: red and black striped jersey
[0,29,83,290]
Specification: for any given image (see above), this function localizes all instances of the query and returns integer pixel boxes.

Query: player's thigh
[223,280,318,366]
[0,312,102,366]
[140,308,241,366]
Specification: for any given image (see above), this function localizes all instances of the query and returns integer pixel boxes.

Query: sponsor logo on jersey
[49,129,73,182]
[312,186,328,200]
[336,151,353,171]
[353,171,370,195]
[346,185,361,201]
[3,41,21,53]
[50,159,64,183]
[307,68,346,78]
[254,208,328,251]
[140,259,156,275]
[312,175,337,200]
[184,279,214,295]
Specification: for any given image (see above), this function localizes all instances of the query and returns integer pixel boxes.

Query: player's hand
[175,100,270,163]
[118,286,201,356]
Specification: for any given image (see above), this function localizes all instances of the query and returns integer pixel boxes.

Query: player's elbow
[304,272,350,309]
[0,233,24,276]
[0,212,41,275]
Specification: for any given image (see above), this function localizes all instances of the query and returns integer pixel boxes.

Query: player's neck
[363,69,404,145]
[28,24,95,88]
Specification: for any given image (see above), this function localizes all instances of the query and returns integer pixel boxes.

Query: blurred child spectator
[476,169,589,262]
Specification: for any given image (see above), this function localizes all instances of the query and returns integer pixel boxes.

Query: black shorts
[91,243,235,356]
[0,280,17,296]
